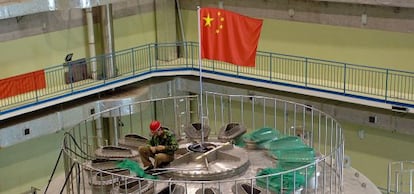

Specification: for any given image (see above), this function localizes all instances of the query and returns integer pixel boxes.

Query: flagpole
[197,6,205,145]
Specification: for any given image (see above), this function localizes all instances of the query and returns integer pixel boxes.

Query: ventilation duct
[0,0,126,20]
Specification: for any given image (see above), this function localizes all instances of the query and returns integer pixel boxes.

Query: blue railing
[1,41,413,117]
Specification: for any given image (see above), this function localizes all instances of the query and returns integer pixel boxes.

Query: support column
[86,8,97,80]
[155,0,177,61]
[101,4,116,79]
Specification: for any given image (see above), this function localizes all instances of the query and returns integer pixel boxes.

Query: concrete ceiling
[0,0,413,20]
[311,0,414,8]
[0,0,126,20]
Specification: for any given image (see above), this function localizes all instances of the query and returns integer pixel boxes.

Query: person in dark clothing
[138,120,178,170]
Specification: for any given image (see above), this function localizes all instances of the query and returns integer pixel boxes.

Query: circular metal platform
[168,142,250,181]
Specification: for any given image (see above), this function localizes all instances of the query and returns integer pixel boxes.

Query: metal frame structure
[1,42,413,119]
[57,93,344,193]
[388,161,414,194]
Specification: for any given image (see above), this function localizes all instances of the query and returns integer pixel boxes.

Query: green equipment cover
[117,159,158,180]
[257,167,305,193]
[234,134,246,147]
[265,136,307,150]
[245,128,281,148]
[278,161,316,177]
[269,147,315,163]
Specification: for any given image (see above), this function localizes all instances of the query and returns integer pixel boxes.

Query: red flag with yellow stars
[200,8,263,67]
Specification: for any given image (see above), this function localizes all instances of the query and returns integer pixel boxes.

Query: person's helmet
[149,120,161,132]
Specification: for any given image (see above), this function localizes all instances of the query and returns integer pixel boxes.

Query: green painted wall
[0,12,156,79]
[1,8,414,193]
[181,10,414,72]
[342,121,414,189]
[0,11,157,193]
[0,27,87,79]
[0,131,64,194]
[1,89,414,193]
[113,13,156,51]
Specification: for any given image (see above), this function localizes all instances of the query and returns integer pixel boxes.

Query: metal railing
[388,161,414,194]
[56,93,344,193]
[1,42,413,116]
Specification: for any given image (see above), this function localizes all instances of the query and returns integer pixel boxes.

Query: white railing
[56,93,344,194]
[388,161,414,194]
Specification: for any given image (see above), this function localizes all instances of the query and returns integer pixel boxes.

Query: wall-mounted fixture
[218,0,224,8]
[65,53,73,62]
[358,129,365,139]
[90,108,95,115]
[368,116,377,123]
[305,104,313,112]
[392,105,408,113]
[288,8,295,17]
[361,13,367,25]
[393,7,400,14]
[23,128,30,135]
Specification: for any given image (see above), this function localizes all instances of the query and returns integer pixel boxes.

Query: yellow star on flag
[203,13,214,27]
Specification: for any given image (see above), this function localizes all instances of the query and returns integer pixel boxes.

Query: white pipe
[86,8,97,80]
[113,117,118,146]
[218,0,224,8]
[101,4,116,79]
[96,116,103,147]
[175,0,186,42]
[197,6,204,144]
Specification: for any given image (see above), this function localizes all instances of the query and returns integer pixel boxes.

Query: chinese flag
[200,8,263,67]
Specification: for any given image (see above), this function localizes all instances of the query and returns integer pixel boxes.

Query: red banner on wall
[0,70,46,99]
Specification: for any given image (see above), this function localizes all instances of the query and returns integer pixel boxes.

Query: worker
[138,120,178,170]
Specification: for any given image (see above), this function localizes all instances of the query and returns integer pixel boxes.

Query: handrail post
[33,72,39,102]
[410,169,413,194]
[385,69,389,102]
[387,162,391,194]
[155,43,158,70]
[305,58,308,87]
[269,53,272,81]
[102,55,106,84]
[148,44,152,71]
[69,63,74,92]
[189,42,193,68]
[193,42,196,68]
[131,47,136,75]
[343,64,347,94]
[184,42,189,67]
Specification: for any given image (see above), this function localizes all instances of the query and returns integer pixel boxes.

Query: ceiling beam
[312,0,414,8]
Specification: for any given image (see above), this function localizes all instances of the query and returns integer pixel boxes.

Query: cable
[59,162,77,194]
[43,149,64,194]
[63,132,95,160]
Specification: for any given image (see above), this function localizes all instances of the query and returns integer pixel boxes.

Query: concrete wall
[1,0,414,192]
[0,0,156,78]
[1,77,413,192]
[181,7,414,72]
[180,0,414,33]
[2,0,414,78]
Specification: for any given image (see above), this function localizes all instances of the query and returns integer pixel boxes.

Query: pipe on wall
[85,8,97,80]
[101,4,116,79]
